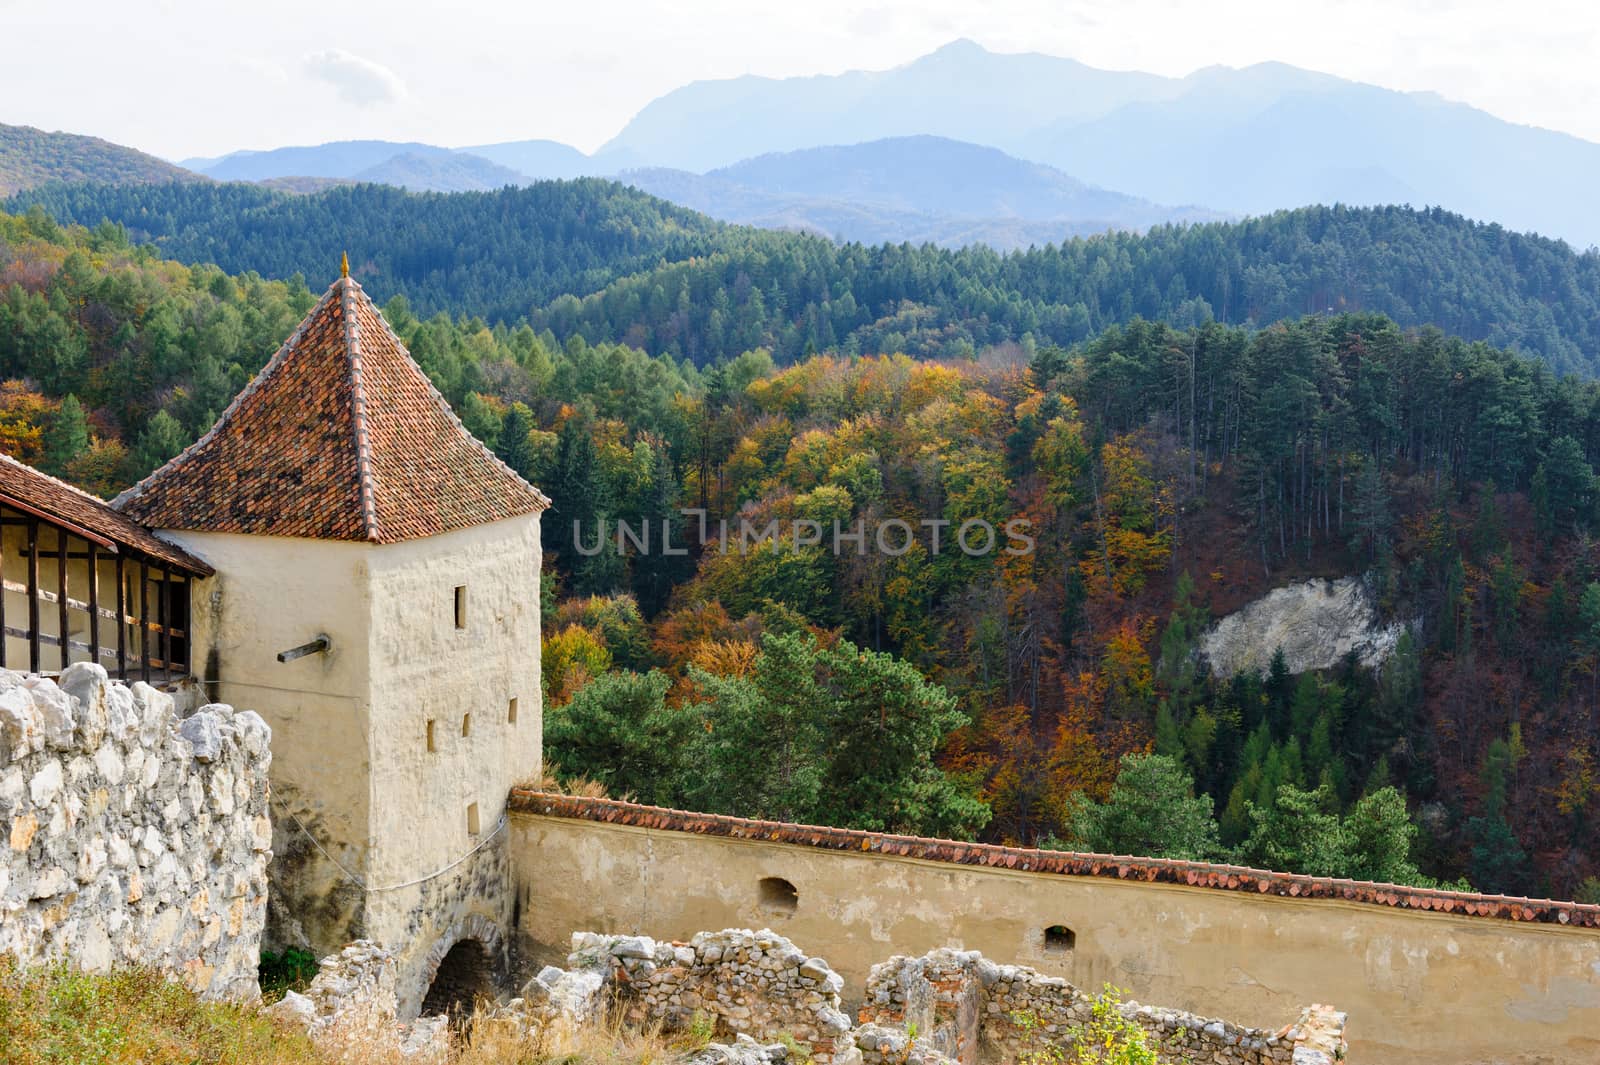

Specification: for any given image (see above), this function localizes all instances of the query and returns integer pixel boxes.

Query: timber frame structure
[0,454,212,683]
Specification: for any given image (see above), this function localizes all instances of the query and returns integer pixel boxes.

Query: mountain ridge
[1,122,205,196]
[11,181,1597,378]
[619,136,1226,250]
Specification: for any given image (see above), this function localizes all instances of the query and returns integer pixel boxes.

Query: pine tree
[630,445,691,617]
[1348,460,1391,564]
[127,410,189,481]
[42,394,89,478]
[545,418,622,596]
[459,392,502,452]
[496,402,536,480]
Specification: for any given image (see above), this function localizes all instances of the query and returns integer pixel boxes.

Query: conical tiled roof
[114,275,549,543]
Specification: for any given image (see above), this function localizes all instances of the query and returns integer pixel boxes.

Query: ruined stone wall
[859,949,1343,1065]
[516,933,1340,1065]
[0,664,271,999]
[559,929,855,1062]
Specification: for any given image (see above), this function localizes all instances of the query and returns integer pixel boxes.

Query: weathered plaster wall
[164,528,374,958]
[364,511,542,1016]
[164,513,541,1015]
[509,800,1600,1065]
[0,665,271,998]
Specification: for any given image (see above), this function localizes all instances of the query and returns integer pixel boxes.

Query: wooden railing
[0,509,191,681]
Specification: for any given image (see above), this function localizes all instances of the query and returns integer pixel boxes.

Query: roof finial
[340,251,350,279]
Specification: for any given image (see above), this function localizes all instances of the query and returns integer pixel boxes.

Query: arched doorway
[419,938,496,1018]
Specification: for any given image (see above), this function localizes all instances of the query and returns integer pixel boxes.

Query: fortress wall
[0,665,271,999]
[509,793,1600,1065]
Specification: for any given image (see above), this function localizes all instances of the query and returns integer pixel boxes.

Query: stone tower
[115,271,548,1015]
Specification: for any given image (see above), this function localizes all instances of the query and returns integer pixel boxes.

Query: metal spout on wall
[277,634,332,663]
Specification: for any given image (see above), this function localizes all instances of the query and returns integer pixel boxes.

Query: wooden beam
[115,554,126,679]
[139,557,149,684]
[87,543,99,669]
[175,573,188,674]
[1,624,177,670]
[0,579,185,635]
[157,566,169,681]
[26,518,39,674]
[10,550,102,560]
[56,528,68,672]
[0,515,7,671]
[0,492,115,550]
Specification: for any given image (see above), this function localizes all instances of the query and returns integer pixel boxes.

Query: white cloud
[303,49,407,107]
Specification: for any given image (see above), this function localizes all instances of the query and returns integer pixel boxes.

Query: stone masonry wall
[0,664,272,999]
[859,949,1346,1065]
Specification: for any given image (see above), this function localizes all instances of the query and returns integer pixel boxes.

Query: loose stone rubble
[0,665,271,998]
[690,1033,799,1065]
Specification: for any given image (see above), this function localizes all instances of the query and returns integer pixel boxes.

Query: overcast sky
[4,0,1597,161]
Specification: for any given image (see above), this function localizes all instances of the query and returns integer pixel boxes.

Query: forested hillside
[0,124,203,196]
[4,207,1600,898]
[9,182,1600,375]
[6,181,731,324]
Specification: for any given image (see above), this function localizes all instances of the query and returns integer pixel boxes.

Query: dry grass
[455,1010,696,1065]
[521,768,621,801]
[0,959,695,1065]
[0,958,325,1065]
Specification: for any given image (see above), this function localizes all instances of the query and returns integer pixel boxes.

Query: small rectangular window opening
[461,713,472,738]
[426,719,436,752]
[454,585,467,629]
[466,802,481,836]
[508,697,519,725]
[1044,925,1075,955]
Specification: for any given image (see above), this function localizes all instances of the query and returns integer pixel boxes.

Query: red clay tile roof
[0,453,212,575]
[510,791,1600,929]
[114,276,550,543]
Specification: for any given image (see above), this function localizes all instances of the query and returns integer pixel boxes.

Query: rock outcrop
[1201,575,1405,678]
[0,665,271,999]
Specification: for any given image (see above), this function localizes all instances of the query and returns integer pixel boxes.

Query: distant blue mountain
[458,139,593,180]
[597,41,1600,249]
[183,140,449,181]
[171,40,1600,249]
[352,151,529,192]
[185,137,595,187]
[1033,74,1600,248]
[593,39,1179,173]
[621,136,1224,250]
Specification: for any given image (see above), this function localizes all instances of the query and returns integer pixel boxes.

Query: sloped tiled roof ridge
[114,275,549,543]
[0,452,212,575]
